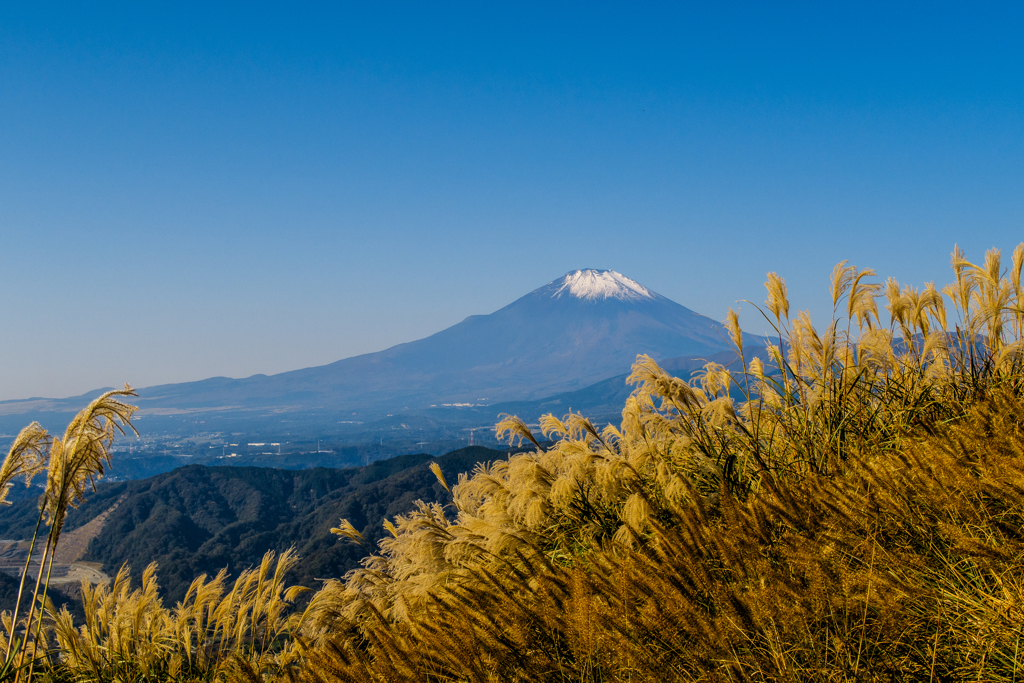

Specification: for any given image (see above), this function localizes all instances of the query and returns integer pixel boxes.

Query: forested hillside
[0,446,503,605]
[85,447,498,602]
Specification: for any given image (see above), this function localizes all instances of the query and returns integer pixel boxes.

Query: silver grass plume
[0,423,49,506]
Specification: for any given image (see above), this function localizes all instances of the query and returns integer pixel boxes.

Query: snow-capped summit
[551,269,655,301]
[73,267,751,426]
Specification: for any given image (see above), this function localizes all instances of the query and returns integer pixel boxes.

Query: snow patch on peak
[553,270,655,301]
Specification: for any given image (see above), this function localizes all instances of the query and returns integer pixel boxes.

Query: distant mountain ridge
[0,269,757,426]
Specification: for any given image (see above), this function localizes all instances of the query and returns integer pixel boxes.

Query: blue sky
[2,2,1023,400]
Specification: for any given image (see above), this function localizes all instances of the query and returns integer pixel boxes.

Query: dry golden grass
[46,549,307,681]
[6,244,1024,682]
[289,245,1024,681]
[293,388,1024,681]
[0,387,138,683]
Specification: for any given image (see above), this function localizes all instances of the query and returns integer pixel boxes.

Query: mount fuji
[0,270,755,427]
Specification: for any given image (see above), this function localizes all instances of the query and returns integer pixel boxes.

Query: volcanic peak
[551,269,655,302]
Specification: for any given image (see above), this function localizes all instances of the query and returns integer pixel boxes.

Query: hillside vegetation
[2,246,1024,682]
[0,449,500,615]
[83,449,499,604]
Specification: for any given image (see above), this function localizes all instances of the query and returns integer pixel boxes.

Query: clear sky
[2,2,1023,401]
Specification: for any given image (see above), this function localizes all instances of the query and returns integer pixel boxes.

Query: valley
[0,446,507,609]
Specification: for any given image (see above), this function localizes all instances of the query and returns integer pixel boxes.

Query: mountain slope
[78,448,497,603]
[481,343,769,424]
[134,270,748,414]
[0,269,756,432]
[0,448,501,604]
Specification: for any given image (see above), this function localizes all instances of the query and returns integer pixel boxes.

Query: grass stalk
[13,536,53,682]
[5,506,45,659]
[25,529,60,683]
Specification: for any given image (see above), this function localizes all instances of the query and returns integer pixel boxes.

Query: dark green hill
[79,446,500,603]
[0,571,80,620]
[0,446,503,606]
[0,482,128,541]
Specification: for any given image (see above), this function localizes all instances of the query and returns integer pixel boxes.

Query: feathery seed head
[764,272,790,322]
[726,307,743,353]
[45,386,138,528]
[697,363,731,398]
[539,414,569,439]
[496,414,542,450]
[0,422,50,506]
[620,493,653,531]
[848,268,880,329]
[884,277,907,326]
[983,247,1003,287]
[830,261,856,308]
[921,331,949,361]
[1012,243,1024,291]
[945,245,978,326]
[922,282,947,332]
[748,356,765,380]
[857,328,894,371]
[702,397,739,429]
[951,244,968,278]
[331,519,365,544]
[428,461,450,493]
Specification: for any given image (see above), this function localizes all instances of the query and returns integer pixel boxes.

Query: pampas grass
[8,244,1024,681]
[0,387,137,682]
[292,244,1024,681]
[47,549,308,681]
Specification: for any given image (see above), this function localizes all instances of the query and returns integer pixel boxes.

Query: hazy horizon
[3,3,1024,400]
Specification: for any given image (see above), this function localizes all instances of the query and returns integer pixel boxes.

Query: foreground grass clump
[47,550,307,682]
[298,389,1024,682]
[293,246,1024,682]
[3,245,1024,681]
[0,387,137,683]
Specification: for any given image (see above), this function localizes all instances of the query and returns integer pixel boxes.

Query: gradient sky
[2,2,1023,401]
